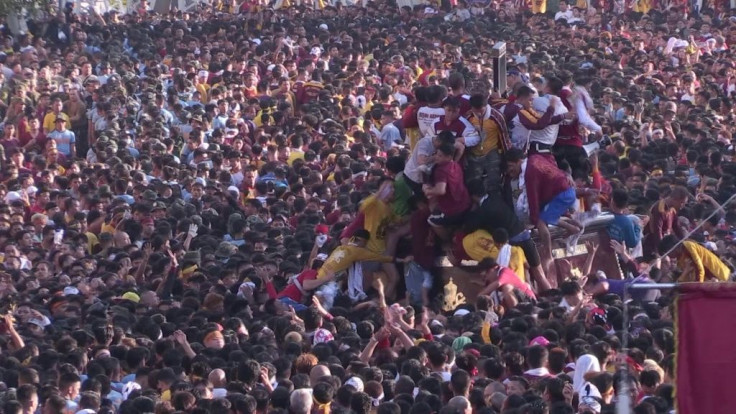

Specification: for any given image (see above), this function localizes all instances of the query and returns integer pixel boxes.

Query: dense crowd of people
[0,0,734,413]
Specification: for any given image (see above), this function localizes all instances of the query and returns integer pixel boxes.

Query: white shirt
[574,89,602,134]
[404,136,435,183]
[430,116,481,146]
[417,106,445,138]
[555,10,574,21]
[531,95,568,146]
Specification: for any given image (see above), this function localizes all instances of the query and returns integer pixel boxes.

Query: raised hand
[172,330,188,345]
[188,224,199,238]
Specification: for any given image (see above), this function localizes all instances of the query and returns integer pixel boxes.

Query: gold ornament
[442,277,467,312]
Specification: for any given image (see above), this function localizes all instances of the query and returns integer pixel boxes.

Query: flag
[676,283,736,414]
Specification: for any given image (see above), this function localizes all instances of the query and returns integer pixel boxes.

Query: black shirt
[464,193,525,238]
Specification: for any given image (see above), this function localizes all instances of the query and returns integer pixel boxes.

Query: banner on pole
[676,283,736,414]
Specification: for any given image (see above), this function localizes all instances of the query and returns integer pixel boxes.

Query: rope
[651,191,736,264]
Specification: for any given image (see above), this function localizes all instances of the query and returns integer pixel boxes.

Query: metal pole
[626,283,677,290]
[490,42,506,95]
[652,192,736,265]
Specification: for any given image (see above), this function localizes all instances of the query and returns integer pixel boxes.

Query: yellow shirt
[317,245,393,279]
[532,0,547,14]
[678,240,730,282]
[360,195,393,253]
[633,0,651,13]
[196,84,210,103]
[467,111,501,156]
[43,112,69,133]
[86,232,99,254]
[405,127,422,151]
[287,149,305,166]
[462,230,527,281]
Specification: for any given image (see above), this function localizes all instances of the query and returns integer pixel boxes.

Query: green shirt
[392,173,412,217]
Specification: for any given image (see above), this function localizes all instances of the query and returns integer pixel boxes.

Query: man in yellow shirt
[358,179,404,299]
[287,135,305,166]
[462,228,527,281]
[308,229,393,289]
[360,180,395,255]
[466,94,511,194]
[659,235,730,282]
[43,98,69,133]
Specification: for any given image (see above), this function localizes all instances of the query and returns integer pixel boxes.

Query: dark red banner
[677,283,736,414]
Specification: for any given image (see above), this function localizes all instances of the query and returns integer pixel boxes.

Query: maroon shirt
[525,154,571,224]
[432,160,471,216]
[642,199,685,257]
[443,94,472,117]
[556,88,583,148]
[432,115,475,140]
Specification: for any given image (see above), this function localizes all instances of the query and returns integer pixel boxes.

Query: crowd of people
[0,0,734,413]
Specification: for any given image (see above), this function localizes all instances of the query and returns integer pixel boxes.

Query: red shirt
[431,160,471,216]
[401,103,421,129]
[340,212,365,240]
[444,94,471,117]
[556,88,583,148]
[642,200,685,257]
[452,231,471,262]
[296,81,324,105]
[433,115,475,139]
[266,269,318,303]
[20,130,46,148]
[525,154,571,224]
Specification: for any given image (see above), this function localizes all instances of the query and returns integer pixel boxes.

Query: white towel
[664,37,689,54]
[497,244,512,268]
[629,215,644,259]
[347,262,367,302]
[317,282,338,310]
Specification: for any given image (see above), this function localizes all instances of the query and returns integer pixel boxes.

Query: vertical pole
[490,42,506,95]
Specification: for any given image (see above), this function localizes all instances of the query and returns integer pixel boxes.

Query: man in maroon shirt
[444,72,472,116]
[642,186,688,257]
[431,97,480,160]
[423,142,472,240]
[506,148,582,273]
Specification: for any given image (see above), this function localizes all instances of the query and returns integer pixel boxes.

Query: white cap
[310,47,322,56]
[345,377,364,392]
[453,309,470,317]
[63,286,80,296]
[122,381,142,400]
[28,315,50,327]
[227,186,239,195]
[4,191,21,203]
[26,186,38,196]
[318,23,328,31]
[251,38,262,45]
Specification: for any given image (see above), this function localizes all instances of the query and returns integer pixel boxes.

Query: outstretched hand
[172,330,188,345]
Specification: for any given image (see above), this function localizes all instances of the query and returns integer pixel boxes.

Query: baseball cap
[121,292,140,303]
